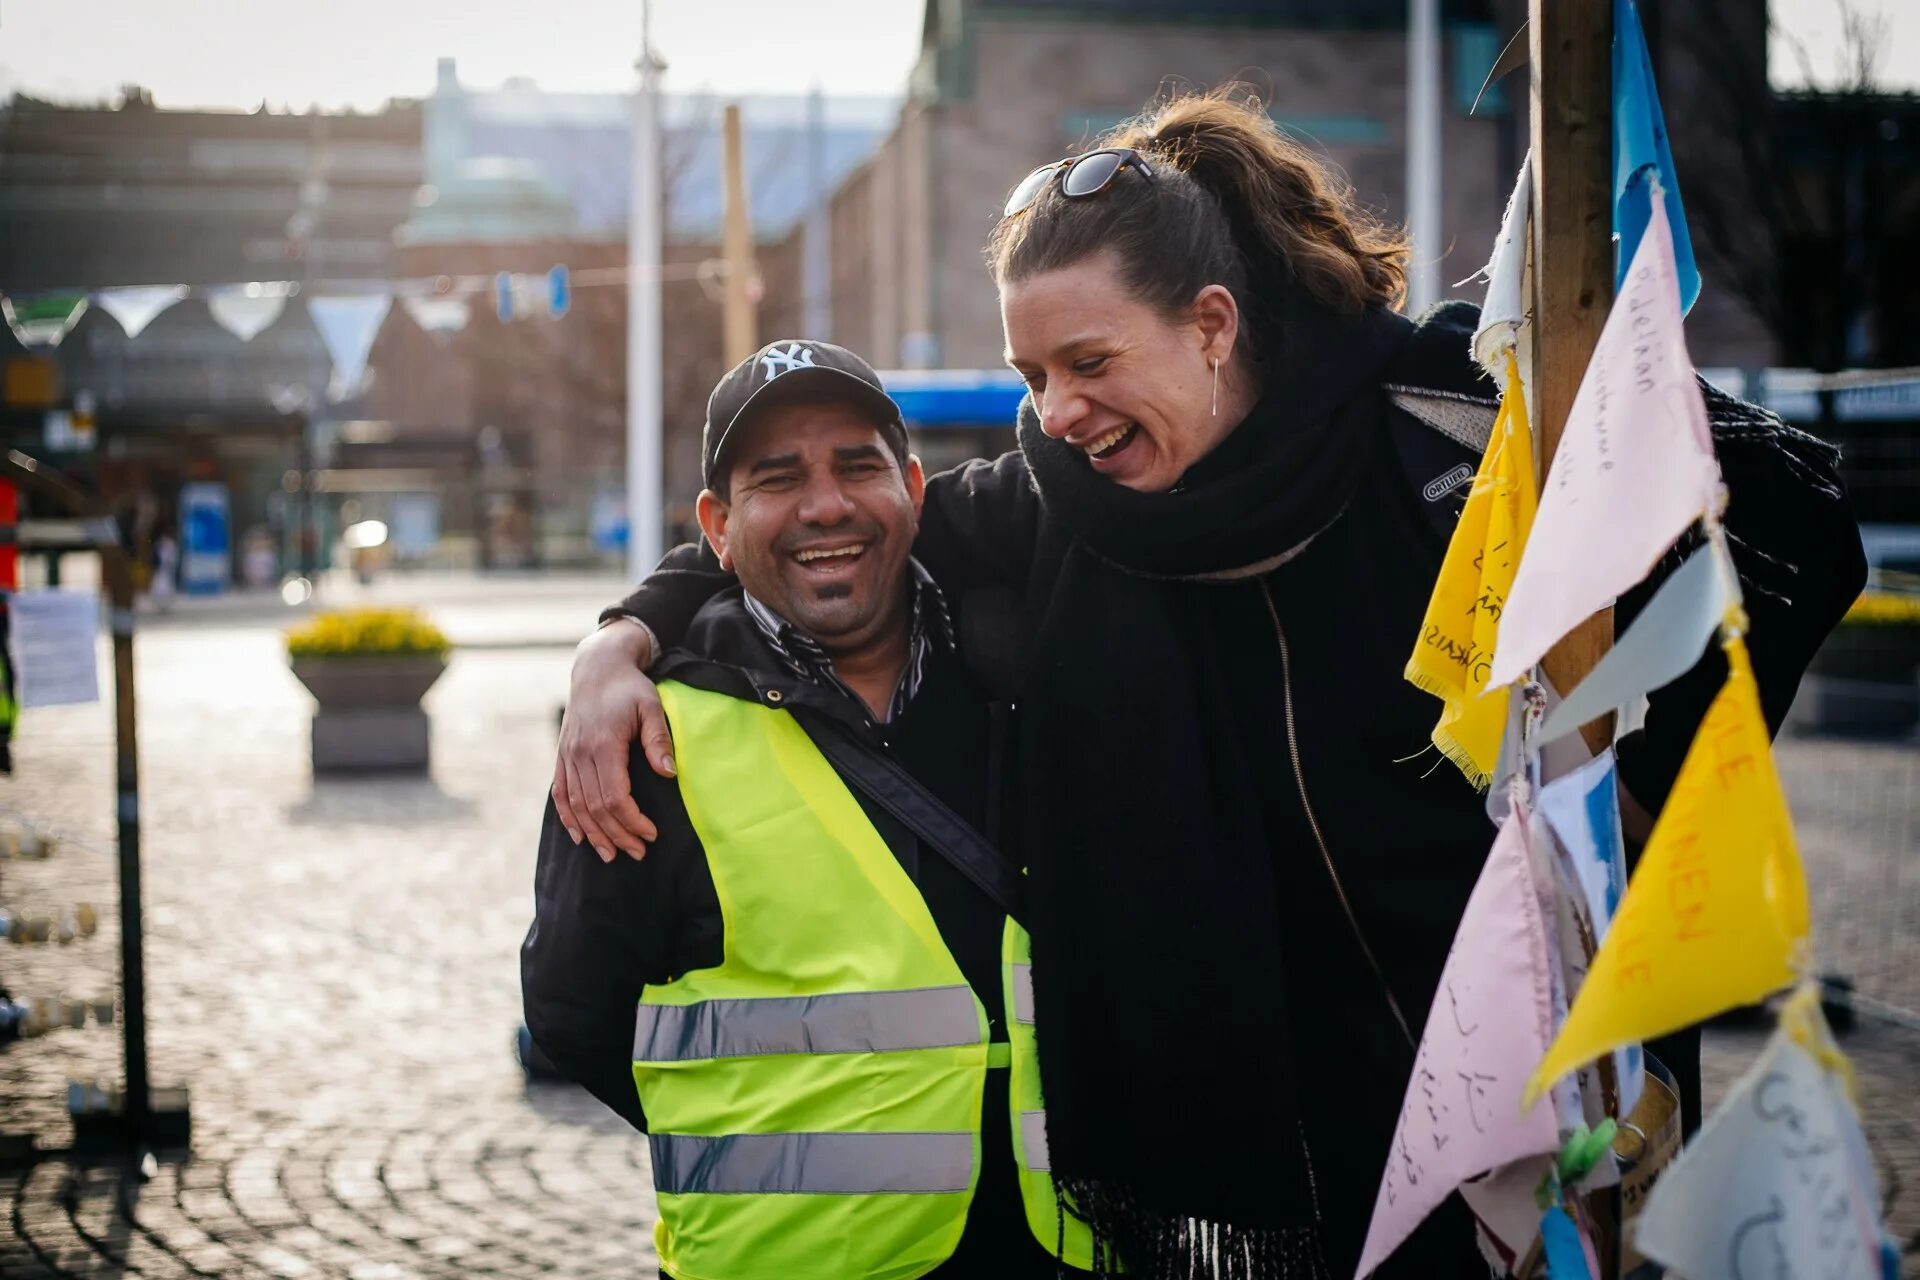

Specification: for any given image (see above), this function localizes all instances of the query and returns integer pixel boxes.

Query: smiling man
[521,341,1092,1280]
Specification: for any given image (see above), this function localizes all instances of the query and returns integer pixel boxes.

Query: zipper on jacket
[1258,579,1417,1051]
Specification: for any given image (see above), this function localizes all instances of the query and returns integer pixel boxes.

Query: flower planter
[291,656,448,773]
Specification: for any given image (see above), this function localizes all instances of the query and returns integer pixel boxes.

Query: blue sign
[179,481,230,596]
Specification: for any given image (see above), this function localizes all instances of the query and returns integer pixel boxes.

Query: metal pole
[802,84,831,342]
[627,0,665,578]
[1406,0,1444,315]
[107,556,147,1133]
[720,104,758,365]
[0,451,149,1136]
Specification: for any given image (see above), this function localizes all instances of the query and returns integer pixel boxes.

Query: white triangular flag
[401,295,472,334]
[1634,1001,1895,1280]
[1487,196,1722,689]
[307,293,392,397]
[1473,155,1531,373]
[1539,546,1729,744]
[208,283,292,341]
[94,285,187,339]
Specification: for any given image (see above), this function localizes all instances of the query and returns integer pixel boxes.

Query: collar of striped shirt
[741,558,955,725]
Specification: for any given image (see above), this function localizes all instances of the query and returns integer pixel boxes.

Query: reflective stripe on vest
[1019,1111,1051,1173]
[651,1131,975,1195]
[1006,930,1096,1269]
[635,986,981,1062]
[1011,962,1036,1025]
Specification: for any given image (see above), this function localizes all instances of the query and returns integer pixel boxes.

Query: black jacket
[602,303,1865,1272]
[521,589,1058,1279]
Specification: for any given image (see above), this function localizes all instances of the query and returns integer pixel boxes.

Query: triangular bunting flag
[1405,351,1537,788]
[1526,632,1809,1103]
[1357,805,1561,1277]
[401,295,472,335]
[93,285,187,339]
[208,283,292,342]
[1473,155,1532,373]
[1539,546,1729,745]
[307,293,393,398]
[1536,752,1644,1118]
[1488,196,1721,689]
[1633,991,1895,1279]
[2,294,89,348]
[1614,0,1700,314]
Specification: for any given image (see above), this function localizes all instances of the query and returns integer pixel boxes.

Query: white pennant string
[93,285,188,339]
[306,293,393,398]
[207,283,293,342]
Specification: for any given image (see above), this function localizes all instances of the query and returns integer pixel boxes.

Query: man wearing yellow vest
[522,341,1093,1280]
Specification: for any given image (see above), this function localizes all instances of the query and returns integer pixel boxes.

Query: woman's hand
[552,619,678,862]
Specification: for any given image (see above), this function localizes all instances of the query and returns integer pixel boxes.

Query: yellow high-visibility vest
[634,679,1095,1280]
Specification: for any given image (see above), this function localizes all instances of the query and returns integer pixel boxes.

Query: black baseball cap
[702,339,909,489]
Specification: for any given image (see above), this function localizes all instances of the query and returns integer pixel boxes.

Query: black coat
[608,302,1866,1274]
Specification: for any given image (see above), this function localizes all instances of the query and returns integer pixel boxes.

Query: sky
[0,0,1914,111]
[0,0,928,109]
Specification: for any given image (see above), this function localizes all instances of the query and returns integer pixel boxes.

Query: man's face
[696,402,924,652]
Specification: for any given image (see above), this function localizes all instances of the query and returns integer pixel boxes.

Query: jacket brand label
[1423,463,1474,502]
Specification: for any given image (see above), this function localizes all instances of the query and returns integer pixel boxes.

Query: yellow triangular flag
[1525,632,1810,1104]
[1404,351,1537,787]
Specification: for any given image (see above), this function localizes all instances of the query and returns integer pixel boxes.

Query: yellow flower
[287,608,451,658]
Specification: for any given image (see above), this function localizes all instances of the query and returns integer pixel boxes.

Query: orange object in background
[2,356,59,409]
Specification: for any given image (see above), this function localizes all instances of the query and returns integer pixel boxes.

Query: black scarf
[1016,305,1412,1278]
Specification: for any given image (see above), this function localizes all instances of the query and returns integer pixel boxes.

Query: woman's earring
[1211,358,1220,418]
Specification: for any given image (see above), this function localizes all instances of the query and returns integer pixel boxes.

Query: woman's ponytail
[1121,87,1409,314]
[989,84,1410,361]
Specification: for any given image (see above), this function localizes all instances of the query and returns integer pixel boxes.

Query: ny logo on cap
[760,343,816,380]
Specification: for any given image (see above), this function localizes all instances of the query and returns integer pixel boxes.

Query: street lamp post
[1406,0,1444,316]
[626,1,665,580]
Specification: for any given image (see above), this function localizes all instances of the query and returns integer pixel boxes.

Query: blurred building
[826,0,1847,376]
[341,63,890,564]
[0,88,424,580]
[831,0,1524,372]
[5,5,1909,579]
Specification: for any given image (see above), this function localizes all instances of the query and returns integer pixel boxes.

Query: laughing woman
[551,88,1862,1277]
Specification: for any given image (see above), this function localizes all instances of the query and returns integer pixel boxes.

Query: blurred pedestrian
[558,87,1863,1276]
[149,526,177,612]
[524,342,1091,1279]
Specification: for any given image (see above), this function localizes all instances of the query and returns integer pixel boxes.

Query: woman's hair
[987,85,1410,362]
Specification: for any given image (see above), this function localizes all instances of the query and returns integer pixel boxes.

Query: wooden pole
[1528,7,1626,1271]
[1529,0,1616,757]
[721,103,759,365]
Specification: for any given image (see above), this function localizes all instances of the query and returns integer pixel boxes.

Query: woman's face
[1001,248,1240,493]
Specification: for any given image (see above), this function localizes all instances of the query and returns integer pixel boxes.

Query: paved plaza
[1,573,1916,1278]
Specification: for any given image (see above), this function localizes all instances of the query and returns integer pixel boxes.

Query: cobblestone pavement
[0,582,1916,1277]
[2,587,660,1279]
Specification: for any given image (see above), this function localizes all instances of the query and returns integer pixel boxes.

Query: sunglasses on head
[1002,147,1158,218]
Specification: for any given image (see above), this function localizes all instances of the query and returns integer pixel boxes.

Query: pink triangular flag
[1485,197,1721,689]
[1356,804,1562,1278]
